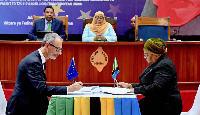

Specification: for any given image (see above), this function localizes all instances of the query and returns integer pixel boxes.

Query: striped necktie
[47,22,51,31]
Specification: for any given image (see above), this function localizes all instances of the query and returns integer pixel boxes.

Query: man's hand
[68,82,83,92]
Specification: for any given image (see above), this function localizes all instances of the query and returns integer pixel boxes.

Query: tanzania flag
[112,57,120,79]
[67,57,79,81]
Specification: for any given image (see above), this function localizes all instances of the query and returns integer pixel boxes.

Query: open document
[79,86,102,92]
[68,86,102,95]
[68,86,134,95]
[100,87,133,95]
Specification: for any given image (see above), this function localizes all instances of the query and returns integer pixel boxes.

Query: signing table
[46,87,141,115]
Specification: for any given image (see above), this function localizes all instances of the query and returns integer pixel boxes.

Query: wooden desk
[1,41,200,89]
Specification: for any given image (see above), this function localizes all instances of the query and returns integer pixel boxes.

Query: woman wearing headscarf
[118,38,182,115]
[123,16,136,41]
[82,11,117,42]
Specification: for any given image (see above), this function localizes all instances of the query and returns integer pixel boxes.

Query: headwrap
[87,11,109,34]
[144,38,167,55]
[131,16,135,21]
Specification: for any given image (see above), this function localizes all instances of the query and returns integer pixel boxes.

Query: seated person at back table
[118,38,182,115]
[82,11,117,42]
[28,6,66,41]
[123,16,135,41]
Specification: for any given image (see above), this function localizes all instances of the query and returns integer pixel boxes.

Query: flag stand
[114,79,118,88]
[112,57,120,88]
[114,79,116,88]
[72,79,76,83]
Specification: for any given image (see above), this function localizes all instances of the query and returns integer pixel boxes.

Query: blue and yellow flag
[112,57,120,79]
[67,57,79,81]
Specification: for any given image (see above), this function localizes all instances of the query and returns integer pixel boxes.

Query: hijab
[87,11,109,34]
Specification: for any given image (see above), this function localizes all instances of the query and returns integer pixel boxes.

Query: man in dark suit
[28,6,66,41]
[6,33,82,115]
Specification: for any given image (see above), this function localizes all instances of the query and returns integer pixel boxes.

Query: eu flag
[112,57,120,79]
[67,57,79,81]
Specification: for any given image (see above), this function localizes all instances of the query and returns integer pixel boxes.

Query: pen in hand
[117,82,129,88]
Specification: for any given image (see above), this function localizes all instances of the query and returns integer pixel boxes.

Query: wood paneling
[1,41,200,89]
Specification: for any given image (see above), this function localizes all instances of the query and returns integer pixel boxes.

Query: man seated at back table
[28,6,66,41]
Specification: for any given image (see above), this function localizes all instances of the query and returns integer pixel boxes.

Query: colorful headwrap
[144,38,167,55]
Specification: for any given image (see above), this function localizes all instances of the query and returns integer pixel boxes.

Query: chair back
[135,15,170,42]
[33,15,68,40]
[83,17,117,34]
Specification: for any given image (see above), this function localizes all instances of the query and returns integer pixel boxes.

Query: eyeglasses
[95,16,104,20]
[144,53,149,58]
[49,43,63,52]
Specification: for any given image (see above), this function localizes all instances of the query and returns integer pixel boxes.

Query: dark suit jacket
[132,53,182,115]
[123,28,135,41]
[28,18,66,40]
[6,50,67,115]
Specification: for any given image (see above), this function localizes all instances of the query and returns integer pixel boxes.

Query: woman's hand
[130,88,134,93]
[101,35,107,41]
[94,34,106,41]
[94,34,102,40]
[117,82,132,89]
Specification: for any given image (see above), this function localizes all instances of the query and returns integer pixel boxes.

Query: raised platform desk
[1,41,200,90]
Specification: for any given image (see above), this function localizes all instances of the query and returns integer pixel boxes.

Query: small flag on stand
[67,57,79,81]
[112,57,120,80]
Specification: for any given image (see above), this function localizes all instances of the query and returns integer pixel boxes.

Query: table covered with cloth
[46,94,141,115]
